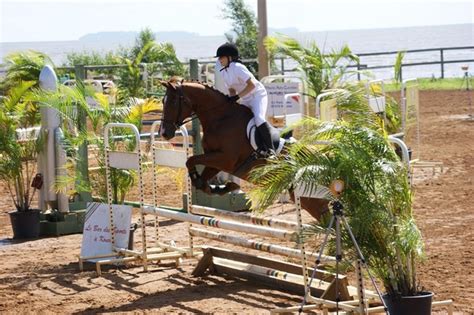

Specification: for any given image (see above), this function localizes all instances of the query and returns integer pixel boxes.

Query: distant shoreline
[1,23,471,44]
[1,24,472,80]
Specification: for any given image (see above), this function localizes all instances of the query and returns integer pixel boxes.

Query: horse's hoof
[210,185,227,195]
[225,182,241,192]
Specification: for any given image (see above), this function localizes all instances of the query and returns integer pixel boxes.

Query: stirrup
[258,149,276,159]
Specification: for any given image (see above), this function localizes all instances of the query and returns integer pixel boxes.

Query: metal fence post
[189,59,202,155]
[440,49,445,78]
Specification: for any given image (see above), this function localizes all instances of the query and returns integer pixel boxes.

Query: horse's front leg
[197,167,221,193]
[186,153,237,192]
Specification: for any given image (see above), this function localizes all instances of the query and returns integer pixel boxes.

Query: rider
[215,43,275,157]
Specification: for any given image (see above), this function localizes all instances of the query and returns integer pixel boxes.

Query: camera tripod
[298,198,388,315]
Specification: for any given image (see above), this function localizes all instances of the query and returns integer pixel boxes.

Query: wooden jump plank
[192,247,352,300]
[206,247,340,282]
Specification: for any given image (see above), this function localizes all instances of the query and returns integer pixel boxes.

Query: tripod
[299,199,388,315]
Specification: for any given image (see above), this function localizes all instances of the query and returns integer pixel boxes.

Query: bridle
[161,83,198,129]
[161,81,232,130]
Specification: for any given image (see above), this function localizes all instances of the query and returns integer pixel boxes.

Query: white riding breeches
[241,88,268,127]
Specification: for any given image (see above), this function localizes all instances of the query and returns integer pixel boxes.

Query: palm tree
[0,81,42,211]
[249,116,424,297]
[33,83,161,204]
[1,51,53,93]
[265,35,360,98]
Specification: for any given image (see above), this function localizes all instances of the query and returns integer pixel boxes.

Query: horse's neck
[184,84,230,129]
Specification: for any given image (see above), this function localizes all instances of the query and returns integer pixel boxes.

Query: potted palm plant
[0,81,43,239]
[249,116,430,315]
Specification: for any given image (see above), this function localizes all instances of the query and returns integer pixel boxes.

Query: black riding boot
[256,123,276,157]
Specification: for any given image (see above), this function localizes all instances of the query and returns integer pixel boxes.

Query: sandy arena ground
[0,90,473,314]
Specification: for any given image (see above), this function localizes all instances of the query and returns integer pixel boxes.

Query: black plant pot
[8,209,41,239]
[383,291,433,315]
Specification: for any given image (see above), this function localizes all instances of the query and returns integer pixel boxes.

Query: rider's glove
[227,95,240,103]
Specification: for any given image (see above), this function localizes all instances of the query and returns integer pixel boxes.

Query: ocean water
[1,24,473,80]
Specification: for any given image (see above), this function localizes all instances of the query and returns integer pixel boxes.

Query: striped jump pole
[189,227,334,262]
[143,206,297,241]
[191,205,311,231]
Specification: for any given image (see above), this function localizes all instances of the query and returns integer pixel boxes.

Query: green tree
[116,28,185,98]
[250,116,424,297]
[222,0,259,75]
[33,84,161,204]
[0,51,53,93]
[394,51,406,84]
[63,51,117,67]
[265,35,360,98]
[0,81,42,211]
[128,28,185,77]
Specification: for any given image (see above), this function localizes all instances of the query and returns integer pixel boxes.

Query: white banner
[80,202,132,262]
[264,82,301,116]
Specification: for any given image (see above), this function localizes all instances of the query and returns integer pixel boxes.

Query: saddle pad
[246,120,285,155]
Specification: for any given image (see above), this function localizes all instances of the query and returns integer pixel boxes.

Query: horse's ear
[160,80,170,89]
[160,80,177,90]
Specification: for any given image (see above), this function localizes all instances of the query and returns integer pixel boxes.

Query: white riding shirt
[219,62,268,126]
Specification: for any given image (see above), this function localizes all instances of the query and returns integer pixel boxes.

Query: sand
[0,90,473,314]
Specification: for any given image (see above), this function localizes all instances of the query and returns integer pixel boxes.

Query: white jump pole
[143,206,297,241]
[189,227,334,262]
[191,204,311,231]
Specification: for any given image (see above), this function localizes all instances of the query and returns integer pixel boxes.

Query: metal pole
[257,0,270,78]
[189,59,202,155]
[440,49,445,79]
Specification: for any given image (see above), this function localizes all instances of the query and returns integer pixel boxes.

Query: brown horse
[159,79,328,221]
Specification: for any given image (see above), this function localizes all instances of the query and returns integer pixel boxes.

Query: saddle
[246,121,289,156]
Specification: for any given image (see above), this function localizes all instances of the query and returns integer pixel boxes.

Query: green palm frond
[265,36,360,97]
[394,51,406,84]
[31,84,160,204]
[249,115,421,295]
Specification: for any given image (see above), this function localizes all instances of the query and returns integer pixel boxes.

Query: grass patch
[385,77,473,92]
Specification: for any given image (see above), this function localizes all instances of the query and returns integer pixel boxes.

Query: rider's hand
[227,95,240,103]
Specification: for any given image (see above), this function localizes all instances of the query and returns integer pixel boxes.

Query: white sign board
[80,202,132,261]
[368,96,386,113]
[265,82,301,116]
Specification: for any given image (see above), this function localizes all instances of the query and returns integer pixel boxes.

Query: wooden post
[257,0,269,79]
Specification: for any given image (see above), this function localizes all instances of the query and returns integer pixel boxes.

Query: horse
[159,78,329,221]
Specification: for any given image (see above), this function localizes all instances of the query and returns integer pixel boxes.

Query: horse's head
[159,79,193,140]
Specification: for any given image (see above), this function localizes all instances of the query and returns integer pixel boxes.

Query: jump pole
[191,204,311,231]
[143,206,297,241]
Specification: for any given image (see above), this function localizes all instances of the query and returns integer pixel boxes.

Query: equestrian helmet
[215,43,239,58]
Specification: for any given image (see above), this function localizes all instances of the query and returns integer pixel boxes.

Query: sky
[0,0,473,42]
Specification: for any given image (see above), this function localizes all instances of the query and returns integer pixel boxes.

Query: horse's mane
[169,76,227,99]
